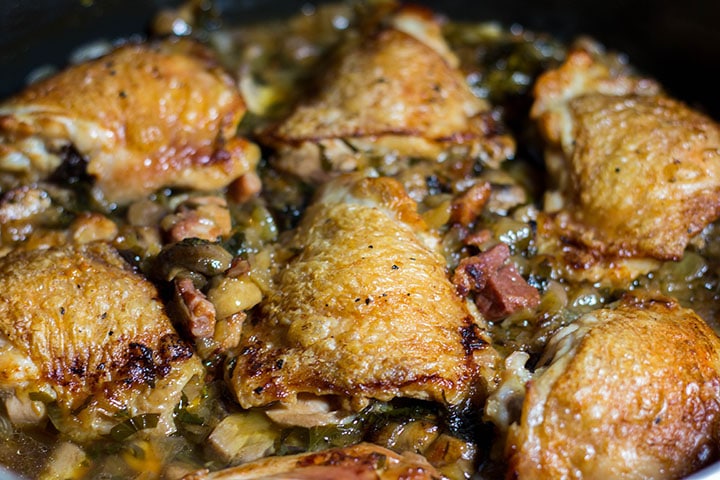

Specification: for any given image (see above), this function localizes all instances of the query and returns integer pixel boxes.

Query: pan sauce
[1,1,720,479]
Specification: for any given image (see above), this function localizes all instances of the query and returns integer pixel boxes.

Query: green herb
[28,391,54,403]
[109,413,160,441]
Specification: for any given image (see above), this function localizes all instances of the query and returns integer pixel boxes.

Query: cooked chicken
[183,442,443,480]
[506,296,720,479]
[0,242,204,442]
[265,8,513,183]
[0,38,260,205]
[532,49,720,283]
[229,175,497,409]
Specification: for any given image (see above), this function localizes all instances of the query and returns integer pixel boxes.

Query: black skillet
[1,0,719,118]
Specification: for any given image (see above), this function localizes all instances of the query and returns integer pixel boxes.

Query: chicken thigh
[532,49,720,283]
[265,8,513,183]
[0,39,259,205]
[0,242,204,442]
[229,175,496,409]
[506,296,720,479]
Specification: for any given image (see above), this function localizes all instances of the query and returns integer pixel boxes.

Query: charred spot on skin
[460,322,487,354]
[240,343,269,378]
[70,358,87,377]
[122,342,158,387]
[158,334,194,364]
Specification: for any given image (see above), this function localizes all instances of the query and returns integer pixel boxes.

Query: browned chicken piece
[0,242,204,442]
[183,442,444,480]
[265,8,513,183]
[228,175,497,409]
[506,296,720,480]
[532,49,720,284]
[0,38,260,205]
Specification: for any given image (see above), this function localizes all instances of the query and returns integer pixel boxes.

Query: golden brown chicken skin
[265,8,513,183]
[506,296,720,480]
[0,242,204,442]
[0,38,259,205]
[183,442,443,480]
[531,50,720,283]
[229,175,496,409]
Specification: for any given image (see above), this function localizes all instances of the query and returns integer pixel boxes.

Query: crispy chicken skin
[229,175,496,409]
[532,50,720,283]
[0,38,260,204]
[0,242,204,442]
[183,442,443,480]
[506,296,720,480]
[265,8,513,183]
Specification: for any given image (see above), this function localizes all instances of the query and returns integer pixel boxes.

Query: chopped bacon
[228,171,262,204]
[162,196,232,243]
[453,243,540,320]
[450,181,491,226]
[175,277,216,338]
[225,257,252,278]
[463,229,492,248]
